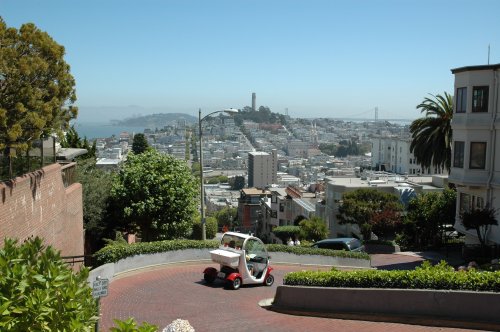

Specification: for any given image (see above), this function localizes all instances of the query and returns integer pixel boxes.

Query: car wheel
[204,273,215,284]
[230,277,242,290]
[264,274,274,286]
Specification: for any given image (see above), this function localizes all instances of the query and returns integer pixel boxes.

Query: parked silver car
[311,238,365,252]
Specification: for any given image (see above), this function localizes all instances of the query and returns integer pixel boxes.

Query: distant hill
[111,113,198,127]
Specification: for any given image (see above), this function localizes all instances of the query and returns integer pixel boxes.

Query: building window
[469,142,486,169]
[453,141,465,168]
[472,86,489,112]
[456,87,467,113]
[460,193,484,212]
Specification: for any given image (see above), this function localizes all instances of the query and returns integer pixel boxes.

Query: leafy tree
[191,161,201,176]
[191,215,217,240]
[398,189,456,249]
[299,216,329,242]
[461,205,498,247]
[230,175,245,190]
[109,149,198,241]
[131,133,149,154]
[213,206,238,228]
[60,125,96,159]
[206,175,228,184]
[76,158,115,254]
[337,189,403,239]
[410,93,453,173]
[0,19,78,167]
[0,237,97,331]
[318,143,336,156]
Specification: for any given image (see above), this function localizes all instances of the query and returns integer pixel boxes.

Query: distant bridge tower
[252,92,256,111]
[375,107,379,122]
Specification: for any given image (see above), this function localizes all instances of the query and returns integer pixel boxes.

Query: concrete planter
[272,285,500,330]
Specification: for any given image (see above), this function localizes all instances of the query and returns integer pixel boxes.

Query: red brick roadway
[99,254,483,332]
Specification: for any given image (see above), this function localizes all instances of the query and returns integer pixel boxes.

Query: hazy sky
[2,0,499,122]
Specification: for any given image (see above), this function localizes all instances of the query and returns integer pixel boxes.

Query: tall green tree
[398,188,456,249]
[214,206,238,228]
[0,19,77,160]
[76,158,115,254]
[131,133,149,154]
[337,189,403,239]
[230,175,245,190]
[410,93,453,173]
[109,149,198,241]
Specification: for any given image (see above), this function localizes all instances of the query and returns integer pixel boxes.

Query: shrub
[94,239,220,265]
[191,216,218,240]
[0,237,97,331]
[272,225,301,243]
[266,244,370,260]
[94,240,370,265]
[110,318,157,332]
[284,260,500,292]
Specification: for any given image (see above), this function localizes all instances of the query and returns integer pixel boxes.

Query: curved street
[99,254,482,332]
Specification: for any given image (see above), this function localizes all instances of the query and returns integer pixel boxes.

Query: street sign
[92,278,109,299]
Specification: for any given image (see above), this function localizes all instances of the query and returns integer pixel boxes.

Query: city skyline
[2,0,499,122]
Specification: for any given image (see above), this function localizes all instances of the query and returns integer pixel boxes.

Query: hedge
[94,240,219,265]
[266,244,370,260]
[284,261,500,292]
[94,240,370,266]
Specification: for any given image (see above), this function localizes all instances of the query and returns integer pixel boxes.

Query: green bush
[0,237,97,331]
[94,239,220,265]
[272,225,301,243]
[110,318,158,332]
[191,216,218,240]
[284,260,500,292]
[94,240,370,265]
[266,244,370,260]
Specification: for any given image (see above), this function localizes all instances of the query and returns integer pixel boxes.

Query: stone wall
[0,163,84,258]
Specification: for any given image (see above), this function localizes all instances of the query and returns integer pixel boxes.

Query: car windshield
[347,239,362,250]
[221,234,244,250]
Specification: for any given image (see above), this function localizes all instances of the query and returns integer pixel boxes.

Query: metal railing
[61,255,94,267]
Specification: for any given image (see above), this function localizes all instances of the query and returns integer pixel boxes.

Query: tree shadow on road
[376,260,424,270]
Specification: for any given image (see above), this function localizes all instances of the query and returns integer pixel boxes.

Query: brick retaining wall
[0,163,84,258]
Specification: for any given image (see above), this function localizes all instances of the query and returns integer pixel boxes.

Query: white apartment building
[248,150,278,189]
[450,63,500,245]
[372,137,446,176]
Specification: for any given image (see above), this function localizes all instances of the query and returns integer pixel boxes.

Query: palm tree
[410,92,453,173]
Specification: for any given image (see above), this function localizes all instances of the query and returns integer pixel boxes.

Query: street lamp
[199,108,239,240]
